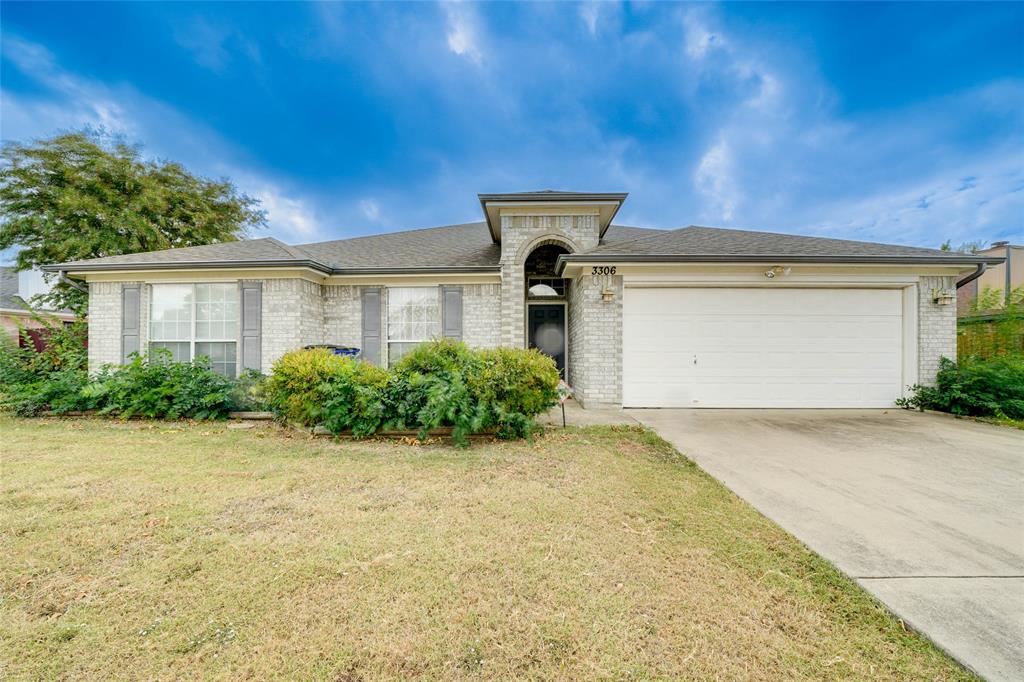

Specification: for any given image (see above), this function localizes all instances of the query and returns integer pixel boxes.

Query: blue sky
[1,1,1022,249]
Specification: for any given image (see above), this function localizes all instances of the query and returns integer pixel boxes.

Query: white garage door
[622,287,904,408]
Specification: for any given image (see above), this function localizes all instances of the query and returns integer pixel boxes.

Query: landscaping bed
[0,416,976,681]
[1,321,560,445]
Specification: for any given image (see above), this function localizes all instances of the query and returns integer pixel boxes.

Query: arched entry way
[524,243,570,376]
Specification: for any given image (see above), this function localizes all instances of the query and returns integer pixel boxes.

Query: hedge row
[1,323,560,444]
[263,340,560,444]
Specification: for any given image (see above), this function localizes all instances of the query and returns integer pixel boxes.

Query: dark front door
[528,305,566,376]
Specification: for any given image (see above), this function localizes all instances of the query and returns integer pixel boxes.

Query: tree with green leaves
[0,131,266,313]
[940,239,987,254]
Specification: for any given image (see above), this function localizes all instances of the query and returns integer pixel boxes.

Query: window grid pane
[387,287,440,367]
[195,341,237,379]
[149,283,239,377]
[387,287,440,341]
[150,284,193,341]
[195,283,239,340]
[150,341,191,363]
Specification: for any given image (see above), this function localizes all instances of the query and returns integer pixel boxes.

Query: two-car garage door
[622,287,904,408]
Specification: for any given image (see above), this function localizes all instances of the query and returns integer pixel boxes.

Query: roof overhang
[555,253,1005,276]
[478,192,627,243]
[44,260,501,279]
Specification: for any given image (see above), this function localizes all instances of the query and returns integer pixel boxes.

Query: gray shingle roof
[572,225,1001,263]
[298,222,499,270]
[43,221,996,274]
[48,238,315,270]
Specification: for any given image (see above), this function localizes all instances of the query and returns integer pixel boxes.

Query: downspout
[57,270,89,293]
[956,263,986,289]
[1005,244,1012,305]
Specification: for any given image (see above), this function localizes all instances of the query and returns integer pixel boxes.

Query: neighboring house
[956,242,1023,315]
[0,266,77,344]
[42,190,1002,409]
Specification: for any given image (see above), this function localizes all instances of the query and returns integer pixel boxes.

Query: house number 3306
[592,266,617,275]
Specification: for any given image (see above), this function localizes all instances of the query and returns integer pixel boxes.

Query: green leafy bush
[261,348,352,426]
[228,369,269,412]
[264,341,560,445]
[0,318,93,416]
[1,368,95,417]
[897,356,1024,420]
[471,347,561,438]
[320,361,392,437]
[389,339,489,443]
[1,313,259,420]
[82,349,235,419]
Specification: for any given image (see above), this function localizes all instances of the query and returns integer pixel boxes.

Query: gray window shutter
[121,283,141,362]
[441,286,463,340]
[361,288,382,365]
[240,281,262,372]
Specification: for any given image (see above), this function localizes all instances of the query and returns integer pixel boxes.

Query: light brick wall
[567,273,623,407]
[463,283,501,348]
[87,281,122,370]
[498,214,600,347]
[324,284,362,348]
[261,278,324,373]
[918,275,957,385]
[323,282,501,366]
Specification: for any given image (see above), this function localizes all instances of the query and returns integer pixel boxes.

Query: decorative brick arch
[515,234,579,265]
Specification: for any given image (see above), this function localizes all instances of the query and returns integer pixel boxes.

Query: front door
[528,304,566,376]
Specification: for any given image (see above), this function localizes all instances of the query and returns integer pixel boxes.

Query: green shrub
[228,369,269,412]
[320,360,392,437]
[261,348,352,425]
[1,369,95,417]
[389,339,487,444]
[1,313,261,420]
[82,350,235,420]
[897,356,1024,420]
[0,318,92,416]
[263,341,560,445]
[471,347,560,439]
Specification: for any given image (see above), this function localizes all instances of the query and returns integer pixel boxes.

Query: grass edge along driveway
[0,417,977,681]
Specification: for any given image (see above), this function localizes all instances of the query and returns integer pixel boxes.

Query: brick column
[918,275,957,385]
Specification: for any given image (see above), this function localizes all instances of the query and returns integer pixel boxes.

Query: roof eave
[331,265,500,275]
[555,253,1005,275]
[42,259,334,275]
[43,260,501,278]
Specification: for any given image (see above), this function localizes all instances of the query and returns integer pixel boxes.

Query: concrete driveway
[628,409,1024,681]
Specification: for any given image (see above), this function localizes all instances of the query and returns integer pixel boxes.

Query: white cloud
[802,157,1024,247]
[174,19,261,72]
[579,3,600,36]
[443,2,483,64]
[251,184,318,240]
[694,137,739,223]
[360,199,381,222]
[1,36,135,137]
[682,11,725,59]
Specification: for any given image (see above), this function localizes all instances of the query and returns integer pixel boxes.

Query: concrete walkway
[628,408,1024,681]
[540,400,640,427]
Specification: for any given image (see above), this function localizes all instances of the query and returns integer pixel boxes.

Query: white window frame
[149,283,239,375]
[386,286,441,365]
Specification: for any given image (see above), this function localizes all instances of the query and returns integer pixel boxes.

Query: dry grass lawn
[0,416,974,681]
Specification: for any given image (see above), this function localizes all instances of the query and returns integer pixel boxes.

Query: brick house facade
[50,191,1000,409]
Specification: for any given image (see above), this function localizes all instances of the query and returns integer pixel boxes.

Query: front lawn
[0,417,973,680]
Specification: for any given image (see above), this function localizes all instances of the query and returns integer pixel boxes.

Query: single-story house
[42,191,1004,409]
